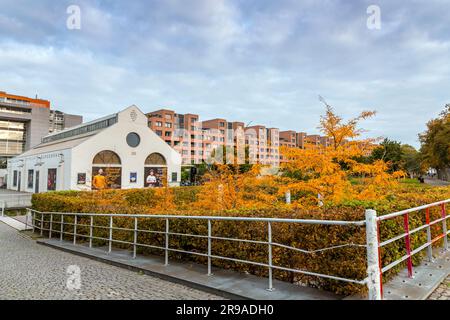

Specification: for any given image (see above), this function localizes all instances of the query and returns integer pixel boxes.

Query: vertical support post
[403,213,414,278]
[108,216,113,253]
[207,219,212,276]
[89,216,93,248]
[426,208,433,262]
[60,215,64,241]
[267,221,273,291]
[442,203,448,251]
[40,213,44,236]
[365,209,382,300]
[49,214,53,239]
[133,217,138,259]
[73,215,77,245]
[285,190,291,204]
[165,218,169,266]
[1,201,5,217]
[32,211,36,233]
[25,209,29,230]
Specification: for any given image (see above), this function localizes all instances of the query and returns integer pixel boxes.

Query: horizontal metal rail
[377,199,450,221]
[28,210,366,225]
[28,209,368,292]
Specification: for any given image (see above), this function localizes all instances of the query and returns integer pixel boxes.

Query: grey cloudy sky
[1,0,449,147]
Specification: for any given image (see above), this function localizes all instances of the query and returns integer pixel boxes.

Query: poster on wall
[47,168,57,191]
[92,167,122,189]
[27,170,34,189]
[144,167,167,188]
[77,173,86,185]
[130,172,137,183]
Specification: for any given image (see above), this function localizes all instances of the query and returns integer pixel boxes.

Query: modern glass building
[0,91,83,167]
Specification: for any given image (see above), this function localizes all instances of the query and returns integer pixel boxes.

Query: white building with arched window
[6,105,182,192]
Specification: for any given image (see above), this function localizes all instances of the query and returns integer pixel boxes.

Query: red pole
[403,213,413,278]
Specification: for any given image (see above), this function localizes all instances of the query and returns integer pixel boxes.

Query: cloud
[0,0,449,148]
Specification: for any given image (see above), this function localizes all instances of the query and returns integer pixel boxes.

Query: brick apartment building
[148,108,336,166]
[147,109,279,166]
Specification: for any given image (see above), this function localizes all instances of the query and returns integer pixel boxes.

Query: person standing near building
[92,169,108,190]
[146,169,157,187]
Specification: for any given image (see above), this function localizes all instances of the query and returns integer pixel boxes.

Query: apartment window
[165,131,171,137]
[165,122,172,128]
[156,130,162,136]
[220,130,225,134]
[219,122,225,127]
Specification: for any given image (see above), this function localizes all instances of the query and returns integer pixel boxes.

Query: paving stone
[0,222,222,300]
[427,275,450,300]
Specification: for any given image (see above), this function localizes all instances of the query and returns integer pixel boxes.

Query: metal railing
[0,194,33,216]
[28,209,368,292]
[371,199,450,299]
[26,198,450,299]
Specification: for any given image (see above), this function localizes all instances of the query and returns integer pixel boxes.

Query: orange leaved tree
[281,104,404,206]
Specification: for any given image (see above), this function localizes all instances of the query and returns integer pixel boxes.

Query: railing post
[60,215,64,241]
[25,208,29,230]
[133,217,138,259]
[403,213,414,278]
[89,216,93,248]
[49,213,53,239]
[365,209,382,300]
[164,218,169,266]
[267,221,273,291]
[442,203,448,251]
[1,200,5,217]
[32,211,35,233]
[73,215,77,245]
[207,219,212,276]
[108,216,113,253]
[426,208,433,262]
[40,213,43,236]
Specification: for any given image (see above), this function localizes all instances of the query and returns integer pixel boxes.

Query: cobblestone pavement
[0,222,222,300]
[428,275,450,300]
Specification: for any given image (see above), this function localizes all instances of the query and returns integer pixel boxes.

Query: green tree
[401,144,422,178]
[419,104,450,180]
[370,138,403,172]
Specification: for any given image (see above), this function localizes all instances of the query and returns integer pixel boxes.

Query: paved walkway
[424,178,450,186]
[0,222,221,300]
[428,275,450,300]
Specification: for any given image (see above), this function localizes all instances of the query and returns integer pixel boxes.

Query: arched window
[92,150,122,190]
[145,153,166,166]
[93,150,121,165]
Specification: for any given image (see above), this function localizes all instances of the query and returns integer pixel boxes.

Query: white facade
[7,105,182,192]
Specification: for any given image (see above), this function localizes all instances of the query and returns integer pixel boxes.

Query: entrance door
[35,171,40,193]
[17,172,21,191]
